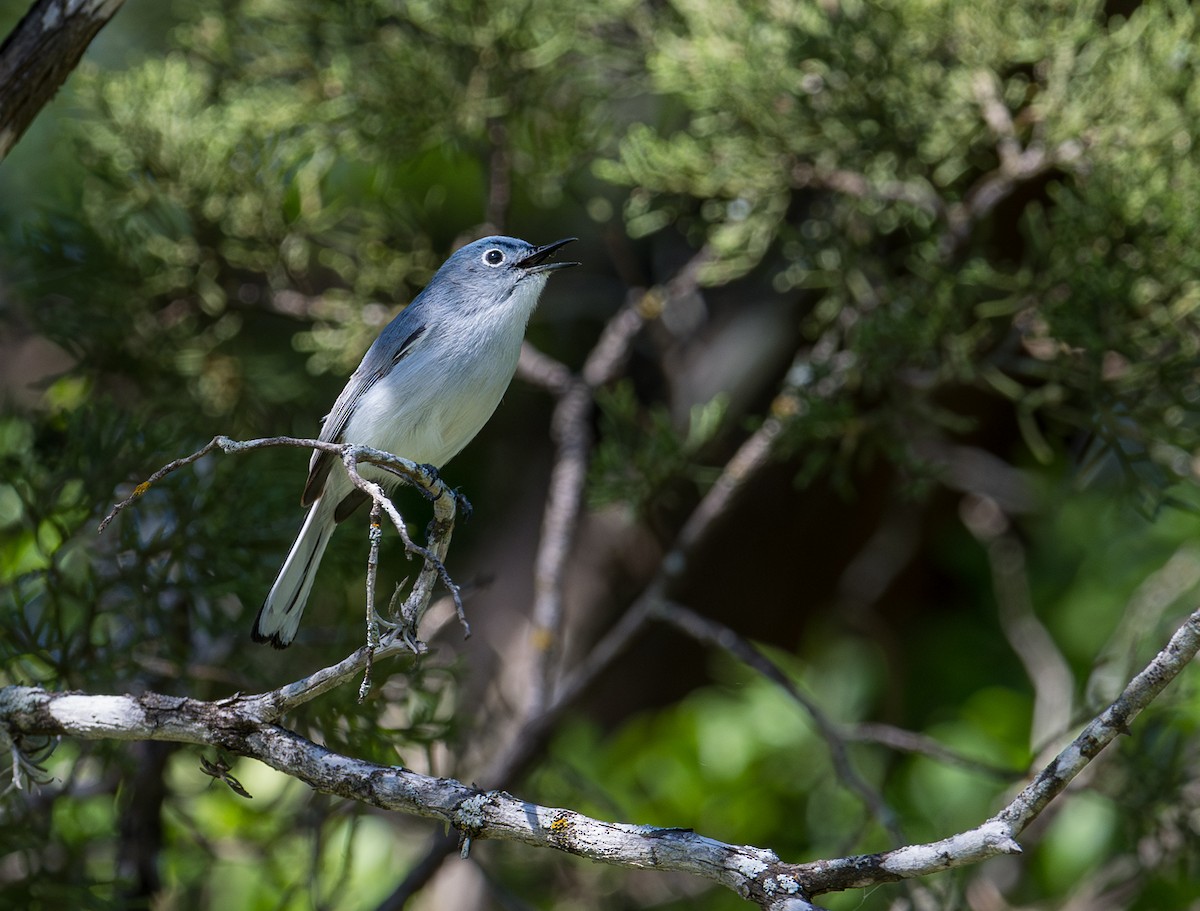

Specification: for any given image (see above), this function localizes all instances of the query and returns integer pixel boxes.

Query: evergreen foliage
[1,0,1199,908]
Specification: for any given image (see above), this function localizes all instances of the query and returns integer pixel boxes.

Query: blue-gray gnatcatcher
[253,235,579,647]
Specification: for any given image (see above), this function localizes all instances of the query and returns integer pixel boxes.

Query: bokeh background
[2,1,1200,909]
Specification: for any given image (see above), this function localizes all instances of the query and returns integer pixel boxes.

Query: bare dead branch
[961,495,1075,752]
[0,683,815,907]
[650,599,904,843]
[790,604,1200,894]
[100,435,464,648]
[365,500,385,650]
[0,0,127,162]
[2,602,1197,905]
[1086,543,1200,709]
[846,723,1021,781]
[526,286,657,710]
[790,161,943,218]
[996,604,1200,835]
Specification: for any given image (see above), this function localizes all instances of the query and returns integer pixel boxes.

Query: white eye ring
[483,248,505,267]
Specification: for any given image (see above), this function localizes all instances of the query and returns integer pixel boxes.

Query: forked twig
[649,599,903,843]
[3,603,1199,909]
[99,435,465,652]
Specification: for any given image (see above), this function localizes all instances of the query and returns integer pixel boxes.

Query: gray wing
[301,321,427,507]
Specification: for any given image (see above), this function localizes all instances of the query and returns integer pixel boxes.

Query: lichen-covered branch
[789,603,1200,894]
[2,602,1197,907]
[0,682,808,906]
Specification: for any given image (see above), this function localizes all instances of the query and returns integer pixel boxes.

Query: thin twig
[523,284,657,710]
[1086,543,1200,709]
[650,599,904,843]
[358,500,385,701]
[101,435,463,647]
[395,483,463,640]
[997,605,1200,835]
[960,495,1074,752]
[366,499,384,650]
[790,603,1200,894]
[846,723,1021,780]
[98,434,228,532]
[239,639,414,721]
[5,603,1199,904]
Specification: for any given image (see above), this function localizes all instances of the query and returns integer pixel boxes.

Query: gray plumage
[253,235,578,647]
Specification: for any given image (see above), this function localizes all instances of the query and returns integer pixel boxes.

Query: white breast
[341,273,546,476]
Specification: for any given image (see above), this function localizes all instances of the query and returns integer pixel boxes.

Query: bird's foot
[453,489,473,522]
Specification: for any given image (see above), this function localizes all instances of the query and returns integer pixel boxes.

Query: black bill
[516,237,580,273]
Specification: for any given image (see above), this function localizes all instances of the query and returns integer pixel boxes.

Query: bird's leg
[378,579,428,654]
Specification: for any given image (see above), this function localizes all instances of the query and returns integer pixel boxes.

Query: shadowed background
[2,1,1200,909]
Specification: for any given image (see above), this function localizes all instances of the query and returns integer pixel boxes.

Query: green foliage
[4,0,1200,908]
[589,380,726,517]
[602,0,1200,508]
[535,643,890,850]
[9,0,643,422]
[517,493,1200,909]
[2,0,645,905]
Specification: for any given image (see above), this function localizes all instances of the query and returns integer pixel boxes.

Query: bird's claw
[454,489,473,522]
[380,623,427,654]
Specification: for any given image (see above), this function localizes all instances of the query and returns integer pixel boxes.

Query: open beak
[516,237,580,273]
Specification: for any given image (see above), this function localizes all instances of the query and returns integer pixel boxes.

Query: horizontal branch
[100,434,448,535]
[789,160,943,217]
[1,601,1197,907]
[20,413,1200,908]
[0,683,813,907]
[791,603,1200,893]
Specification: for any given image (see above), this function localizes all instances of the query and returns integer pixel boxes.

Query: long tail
[253,496,336,648]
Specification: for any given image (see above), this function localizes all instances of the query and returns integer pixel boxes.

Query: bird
[252,235,579,647]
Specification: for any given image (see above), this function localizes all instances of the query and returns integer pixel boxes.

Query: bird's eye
[483,249,505,267]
